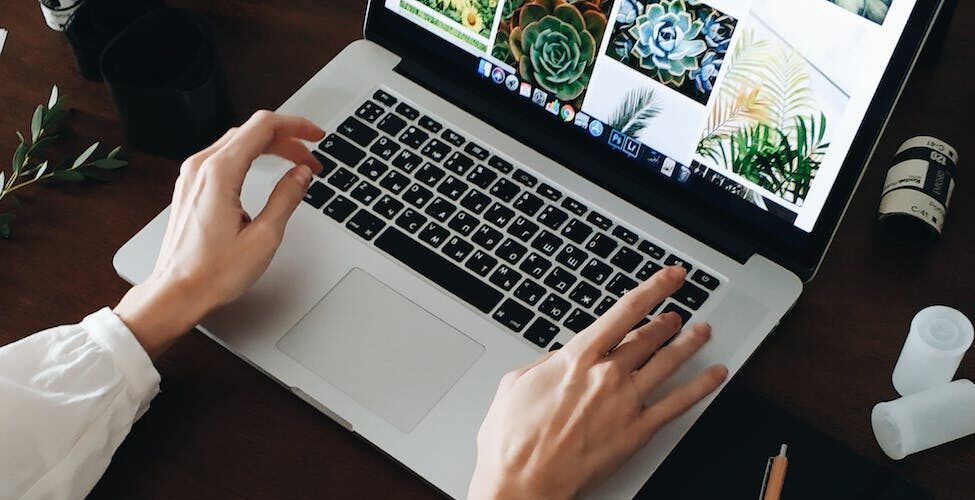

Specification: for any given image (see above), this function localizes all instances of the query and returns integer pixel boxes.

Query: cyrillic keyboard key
[466,250,498,277]
[444,152,475,175]
[544,267,576,294]
[555,244,587,270]
[524,318,559,348]
[561,219,593,244]
[346,209,385,240]
[493,299,534,332]
[496,238,527,264]
[320,134,366,167]
[418,221,449,248]
[507,216,539,242]
[519,252,551,279]
[394,208,427,233]
[357,157,388,181]
[536,183,562,201]
[403,184,433,208]
[564,309,596,333]
[420,139,452,162]
[442,129,466,147]
[373,195,404,220]
[350,181,380,206]
[327,167,359,191]
[610,247,643,273]
[303,181,334,209]
[395,102,420,120]
[561,197,587,216]
[638,240,666,260]
[489,265,522,291]
[337,116,378,147]
[664,254,693,273]
[464,141,490,161]
[586,211,612,230]
[569,281,601,309]
[379,170,410,194]
[373,89,397,106]
[391,150,422,172]
[369,136,400,161]
[612,226,639,245]
[672,282,709,310]
[537,205,569,230]
[636,261,663,281]
[487,155,514,173]
[466,165,497,189]
[580,259,612,285]
[472,225,503,250]
[460,190,491,214]
[485,203,515,228]
[512,168,538,188]
[418,116,443,133]
[442,236,474,262]
[354,101,384,122]
[531,230,563,256]
[594,296,616,315]
[606,273,638,297]
[489,178,521,202]
[662,302,692,325]
[437,176,469,200]
[398,126,429,150]
[377,113,407,136]
[448,211,478,236]
[513,192,544,216]
[514,279,546,306]
[425,197,457,222]
[312,151,338,177]
[586,233,618,258]
[416,162,446,186]
[324,195,356,222]
[539,294,571,321]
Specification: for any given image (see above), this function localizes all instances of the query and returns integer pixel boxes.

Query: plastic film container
[872,379,975,460]
[892,306,973,396]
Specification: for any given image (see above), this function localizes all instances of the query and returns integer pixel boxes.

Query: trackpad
[277,268,484,432]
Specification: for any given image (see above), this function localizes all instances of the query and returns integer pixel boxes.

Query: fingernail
[295,165,313,185]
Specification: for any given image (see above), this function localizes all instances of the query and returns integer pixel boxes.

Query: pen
[762,444,788,500]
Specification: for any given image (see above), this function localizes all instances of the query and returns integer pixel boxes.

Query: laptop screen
[381,0,918,233]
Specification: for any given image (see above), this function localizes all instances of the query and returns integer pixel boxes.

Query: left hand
[114,110,325,358]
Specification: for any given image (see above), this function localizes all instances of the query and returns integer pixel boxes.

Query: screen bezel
[364,0,943,280]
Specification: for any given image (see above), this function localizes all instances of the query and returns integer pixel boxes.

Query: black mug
[64,0,164,80]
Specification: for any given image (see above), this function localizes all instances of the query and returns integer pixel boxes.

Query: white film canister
[38,0,85,31]
[872,379,975,460]
[892,306,973,396]
[878,136,958,243]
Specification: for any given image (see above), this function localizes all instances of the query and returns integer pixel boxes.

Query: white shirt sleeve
[0,308,161,500]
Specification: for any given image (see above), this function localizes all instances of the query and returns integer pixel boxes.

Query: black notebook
[637,382,931,500]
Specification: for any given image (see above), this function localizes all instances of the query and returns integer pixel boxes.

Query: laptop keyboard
[302,88,722,351]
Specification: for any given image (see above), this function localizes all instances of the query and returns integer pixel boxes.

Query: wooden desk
[1,1,972,498]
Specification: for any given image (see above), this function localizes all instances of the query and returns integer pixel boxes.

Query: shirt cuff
[82,307,161,404]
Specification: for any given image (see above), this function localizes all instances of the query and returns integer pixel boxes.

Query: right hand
[468,266,727,499]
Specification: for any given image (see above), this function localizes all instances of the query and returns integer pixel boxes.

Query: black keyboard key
[569,281,601,309]
[437,176,469,200]
[580,259,612,285]
[395,102,420,121]
[507,216,539,243]
[691,270,720,291]
[464,141,490,161]
[594,296,616,315]
[636,261,663,281]
[394,208,427,233]
[320,134,366,167]
[544,267,576,294]
[421,139,452,162]
[442,129,465,147]
[519,252,552,279]
[489,178,521,202]
[324,195,356,222]
[561,197,587,216]
[555,244,587,271]
[611,247,643,273]
[465,250,498,277]
[398,126,429,149]
[493,299,534,332]
[460,190,491,214]
[487,155,514,173]
[350,181,381,206]
[536,183,562,202]
[485,203,515,228]
[391,150,422,173]
[369,136,400,161]
[373,89,397,106]
[489,265,522,291]
[524,318,560,348]
[442,235,474,262]
[377,113,408,136]
[662,302,692,325]
[612,226,639,245]
[673,282,709,310]
[379,170,410,194]
[375,228,502,314]
[403,183,433,208]
[373,195,404,220]
[514,279,546,306]
[472,225,503,250]
[638,240,666,260]
[561,219,593,245]
[425,197,456,222]
[586,233,618,258]
[443,152,475,176]
[564,309,597,333]
[418,116,442,133]
[416,162,446,186]
[418,221,450,248]
[513,192,544,217]
[337,116,378,147]
[664,254,693,273]
[466,165,497,189]
[303,181,334,208]
[447,211,478,236]
[586,211,612,230]
[327,167,359,191]
[312,151,338,177]
[357,157,388,181]
[354,101,384,122]
[346,209,384,240]
[512,169,538,188]
[539,294,571,321]
[537,205,569,231]
[531,230,563,256]
[549,342,563,351]
[606,273,638,297]
[496,238,527,264]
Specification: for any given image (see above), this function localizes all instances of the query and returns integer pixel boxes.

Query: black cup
[64,0,164,80]
[99,8,233,158]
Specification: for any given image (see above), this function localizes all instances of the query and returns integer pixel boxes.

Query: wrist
[114,277,211,359]
[468,464,571,500]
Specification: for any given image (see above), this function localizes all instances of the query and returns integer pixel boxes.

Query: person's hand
[114,111,325,358]
[468,266,727,500]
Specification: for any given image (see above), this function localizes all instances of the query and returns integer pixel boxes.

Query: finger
[186,127,239,166]
[638,364,727,434]
[251,164,314,235]
[632,322,711,396]
[215,111,324,180]
[609,312,682,372]
[569,266,685,360]
[267,136,322,176]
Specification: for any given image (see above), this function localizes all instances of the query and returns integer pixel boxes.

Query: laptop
[114,0,944,497]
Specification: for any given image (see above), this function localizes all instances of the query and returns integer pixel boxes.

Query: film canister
[878,136,958,243]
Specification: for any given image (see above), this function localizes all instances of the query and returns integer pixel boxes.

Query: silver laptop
[115,0,942,497]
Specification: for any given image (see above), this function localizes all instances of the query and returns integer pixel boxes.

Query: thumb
[254,164,313,233]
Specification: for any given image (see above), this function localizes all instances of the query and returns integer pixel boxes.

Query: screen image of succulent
[629,0,706,87]
[508,0,608,102]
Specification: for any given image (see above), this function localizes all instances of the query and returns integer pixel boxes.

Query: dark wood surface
[1,1,972,498]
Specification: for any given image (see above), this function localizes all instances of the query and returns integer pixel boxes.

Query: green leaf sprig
[0,86,129,238]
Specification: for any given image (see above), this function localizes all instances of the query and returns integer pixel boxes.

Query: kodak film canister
[878,136,958,243]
